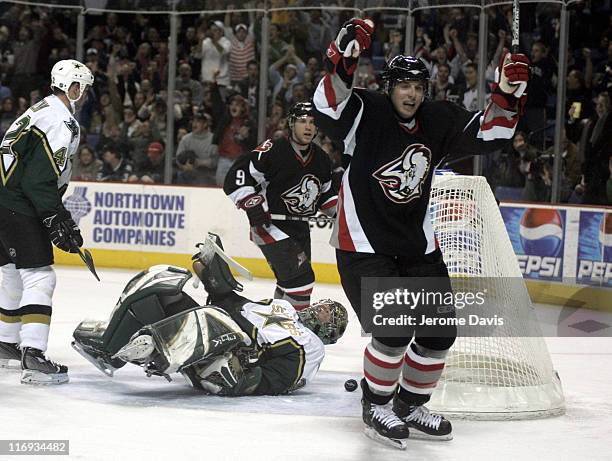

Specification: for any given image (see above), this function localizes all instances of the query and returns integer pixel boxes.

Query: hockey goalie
[71,234,348,396]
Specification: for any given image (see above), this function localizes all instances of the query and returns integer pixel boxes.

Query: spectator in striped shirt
[224,22,256,87]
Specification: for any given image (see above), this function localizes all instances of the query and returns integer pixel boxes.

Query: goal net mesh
[427,175,565,419]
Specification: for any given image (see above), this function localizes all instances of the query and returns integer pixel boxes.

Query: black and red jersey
[313,73,519,257]
[224,137,337,245]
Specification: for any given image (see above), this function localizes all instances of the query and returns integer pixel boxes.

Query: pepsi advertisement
[501,207,566,282]
[576,211,612,287]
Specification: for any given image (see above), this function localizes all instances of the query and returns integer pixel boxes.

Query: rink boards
[55,182,611,311]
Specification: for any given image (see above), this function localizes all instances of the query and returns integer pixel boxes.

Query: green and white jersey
[240,299,326,387]
[0,95,80,217]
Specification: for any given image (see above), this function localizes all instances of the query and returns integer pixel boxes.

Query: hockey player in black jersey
[313,19,529,448]
[223,102,337,310]
[72,234,348,396]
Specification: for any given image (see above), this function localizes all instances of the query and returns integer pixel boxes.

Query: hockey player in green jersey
[72,234,348,396]
[0,59,94,385]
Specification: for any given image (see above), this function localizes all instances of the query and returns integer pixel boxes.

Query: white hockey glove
[190,352,262,396]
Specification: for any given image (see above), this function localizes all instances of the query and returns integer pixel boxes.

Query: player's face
[68,82,90,110]
[292,116,317,145]
[391,81,425,119]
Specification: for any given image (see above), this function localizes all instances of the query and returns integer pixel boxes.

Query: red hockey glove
[325,18,374,79]
[499,52,529,95]
[492,52,530,112]
[237,194,271,227]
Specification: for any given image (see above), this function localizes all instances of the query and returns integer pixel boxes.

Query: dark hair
[102,144,120,158]
[465,62,477,72]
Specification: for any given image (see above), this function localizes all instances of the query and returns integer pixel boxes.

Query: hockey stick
[512,0,520,53]
[270,213,335,224]
[70,237,100,281]
[195,236,253,281]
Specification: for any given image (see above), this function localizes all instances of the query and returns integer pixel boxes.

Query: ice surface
[1,267,611,460]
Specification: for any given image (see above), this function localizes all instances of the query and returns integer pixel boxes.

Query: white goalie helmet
[51,59,94,102]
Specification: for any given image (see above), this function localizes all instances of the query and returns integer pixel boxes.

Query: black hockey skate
[0,341,21,370]
[21,347,69,385]
[362,398,410,450]
[393,396,453,441]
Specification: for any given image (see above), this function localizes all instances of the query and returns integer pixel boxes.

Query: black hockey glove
[237,194,271,227]
[325,18,374,82]
[42,208,83,253]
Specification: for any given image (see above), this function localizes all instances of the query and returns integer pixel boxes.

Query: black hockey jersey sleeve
[313,72,364,147]
[223,140,272,205]
[316,154,337,213]
[429,100,516,160]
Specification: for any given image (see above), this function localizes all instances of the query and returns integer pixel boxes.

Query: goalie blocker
[72,234,348,396]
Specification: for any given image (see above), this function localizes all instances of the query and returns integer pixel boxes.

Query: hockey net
[426,174,565,420]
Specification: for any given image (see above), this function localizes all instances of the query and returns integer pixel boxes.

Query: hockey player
[72,234,348,396]
[0,59,94,384]
[313,19,529,448]
[223,102,337,310]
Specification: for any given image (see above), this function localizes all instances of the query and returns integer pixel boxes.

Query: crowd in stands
[0,1,610,204]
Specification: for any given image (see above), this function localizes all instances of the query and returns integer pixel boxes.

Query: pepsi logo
[519,208,563,257]
[598,213,612,258]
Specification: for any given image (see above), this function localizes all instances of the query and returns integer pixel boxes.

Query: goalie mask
[298,299,348,345]
[381,55,429,96]
[51,59,95,110]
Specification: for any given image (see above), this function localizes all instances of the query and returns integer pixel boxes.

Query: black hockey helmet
[381,55,430,95]
[287,101,317,144]
[287,101,315,129]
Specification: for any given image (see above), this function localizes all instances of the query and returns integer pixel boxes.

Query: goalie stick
[195,235,253,281]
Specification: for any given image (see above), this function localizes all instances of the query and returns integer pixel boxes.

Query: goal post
[427,174,565,420]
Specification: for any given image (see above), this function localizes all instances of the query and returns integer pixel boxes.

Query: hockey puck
[344,379,358,392]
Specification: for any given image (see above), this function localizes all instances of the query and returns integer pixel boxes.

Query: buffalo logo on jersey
[281,174,322,215]
[372,143,432,204]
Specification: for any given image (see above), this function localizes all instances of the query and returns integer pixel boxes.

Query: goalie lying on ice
[71,234,348,396]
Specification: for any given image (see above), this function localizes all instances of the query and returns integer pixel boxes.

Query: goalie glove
[325,18,374,82]
[492,52,530,112]
[188,352,262,396]
[237,193,271,227]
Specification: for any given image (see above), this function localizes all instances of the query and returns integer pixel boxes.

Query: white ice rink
[1,266,612,461]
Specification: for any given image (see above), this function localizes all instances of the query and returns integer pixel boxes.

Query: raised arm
[313,19,374,140]
[444,51,530,157]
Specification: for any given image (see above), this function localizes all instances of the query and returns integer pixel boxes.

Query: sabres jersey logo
[372,143,431,204]
[281,174,322,215]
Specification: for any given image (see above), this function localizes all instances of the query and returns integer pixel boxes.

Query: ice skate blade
[363,427,408,450]
[71,341,116,377]
[0,358,21,370]
[21,369,69,385]
[407,430,453,441]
